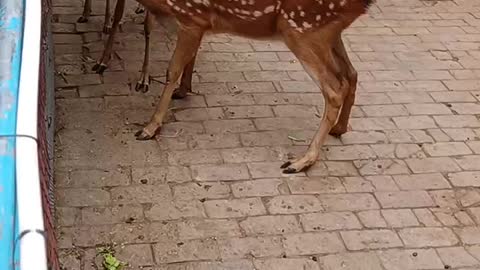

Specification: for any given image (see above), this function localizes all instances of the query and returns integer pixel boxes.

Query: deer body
[129,0,374,173]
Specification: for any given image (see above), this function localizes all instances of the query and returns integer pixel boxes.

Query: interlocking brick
[81,205,143,225]
[448,171,480,187]
[191,164,249,181]
[57,188,110,207]
[393,173,451,190]
[172,182,230,200]
[375,191,435,208]
[145,200,206,221]
[341,230,403,250]
[204,198,266,218]
[287,177,345,194]
[265,195,323,214]
[357,210,388,228]
[437,247,480,268]
[406,157,461,173]
[254,258,319,270]
[284,233,345,256]
[398,227,459,248]
[377,249,444,270]
[300,212,362,232]
[381,209,420,228]
[239,215,302,236]
[231,179,285,197]
[218,236,284,259]
[319,252,384,270]
[153,238,219,263]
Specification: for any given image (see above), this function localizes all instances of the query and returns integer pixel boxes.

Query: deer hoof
[135,129,154,140]
[329,124,352,137]
[280,159,312,174]
[135,81,149,93]
[135,7,145,14]
[77,16,88,23]
[92,63,108,74]
[172,86,190,100]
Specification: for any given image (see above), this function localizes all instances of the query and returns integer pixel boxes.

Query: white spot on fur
[253,10,263,17]
[289,11,295,18]
[186,1,192,7]
[340,0,347,6]
[303,21,312,28]
[300,11,305,17]
[288,19,298,28]
[329,2,335,9]
[264,5,275,13]
[316,14,322,21]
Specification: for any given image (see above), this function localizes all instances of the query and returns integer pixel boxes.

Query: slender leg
[329,37,358,137]
[135,11,155,93]
[77,0,91,23]
[135,2,145,14]
[279,27,350,174]
[172,54,197,99]
[103,0,112,34]
[92,0,125,74]
[135,26,204,140]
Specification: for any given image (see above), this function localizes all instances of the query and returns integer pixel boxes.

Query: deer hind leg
[135,11,154,93]
[78,0,91,23]
[329,38,358,137]
[92,0,125,74]
[103,0,112,34]
[136,26,204,140]
[172,54,197,99]
[280,29,350,174]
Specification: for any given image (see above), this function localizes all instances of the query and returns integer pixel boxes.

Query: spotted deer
[117,0,374,173]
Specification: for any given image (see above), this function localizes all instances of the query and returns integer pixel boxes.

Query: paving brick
[231,179,286,197]
[191,164,249,181]
[319,193,380,211]
[375,191,435,208]
[57,188,110,207]
[164,260,255,270]
[300,212,362,232]
[287,177,345,194]
[377,249,444,270]
[145,200,206,221]
[132,166,191,185]
[406,157,461,173]
[413,208,442,227]
[448,171,480,187]
[434,115,480,128]
[381,209,420,228]
[239,215,302,236]
[393,116,437,129]
[437,247,480,268]
[110,185,171,204]
[265,195,323,214]
[221,147,278,163]
[319,252,384,270]
[254,258,319,270]
[357,210,388,228]
[177,219,241,240]
[284,233,345,256]
[423,142,473,156]
[218,236,284,259]
[167,150,223,165]
[81,205,143,225]
[172,182,230,200]
[153,238,219,263]
[393,173,451,190]
[341,230,403,250]
[399,227,459,248]
[204,198,266,218]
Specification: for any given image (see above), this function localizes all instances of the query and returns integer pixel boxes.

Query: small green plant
[96,245,126,270]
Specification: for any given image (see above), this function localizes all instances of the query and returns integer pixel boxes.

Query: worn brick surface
[54,0,480,268]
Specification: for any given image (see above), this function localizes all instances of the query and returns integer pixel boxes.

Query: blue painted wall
[0,0,24,269]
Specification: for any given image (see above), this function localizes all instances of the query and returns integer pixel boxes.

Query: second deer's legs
[78,0,91,23]
[135,26,204,140]
[280,26,351,174]
[103,0,112,34]
[172,54,197,99]
[329,38,358,137]
[92,0,125,74]
[135,11,154,93]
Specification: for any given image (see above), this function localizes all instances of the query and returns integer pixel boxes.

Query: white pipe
[16,0,48,268]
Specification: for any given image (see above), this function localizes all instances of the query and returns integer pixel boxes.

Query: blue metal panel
[0,0,24,269]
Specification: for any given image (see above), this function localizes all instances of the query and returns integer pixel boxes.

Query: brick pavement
[53,0,480,269]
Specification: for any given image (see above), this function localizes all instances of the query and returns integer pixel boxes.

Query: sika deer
[135,0,373,173]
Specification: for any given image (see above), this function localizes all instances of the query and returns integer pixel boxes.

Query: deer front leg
[103,0,112,34]
[135,11,154,93]
[172,54,197,99]
[135,26,204,140]
[77,0,91,23]
[92,0,125,74]
[135,2,145,14]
